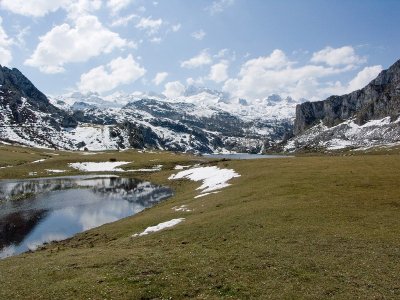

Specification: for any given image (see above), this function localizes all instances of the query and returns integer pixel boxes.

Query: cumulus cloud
[191,29,206,40]
[107,0,133,15]
[136,17,163,35]
[311,46,366,66]
[181,50,212,69]
[206,0,235,15]
[348,65,382,91]
[0,0,67,17]
[323,65,383,96]
[223,48,362,101]
[25,15,133,73]
[153,72,168,85]
[78,55,146,93]
[163,81,185,98]
[66,0,102,20]
[0,17,13,66]
[208,60,229,83]
[0,0,102,19]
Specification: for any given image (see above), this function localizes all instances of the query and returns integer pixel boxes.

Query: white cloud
[78,55,146,93]
[0,0,102,19]
[347,65,382,91]
[163,81,185,98]
[150,37,162,44]
[191,29,206,40]
[311,46,366,66]
[107,0,133,15]
[223,49,358,101]
[110,14,138,27]
[136,17,163,35]
[206,0,235,15]
[66,0,102,20]
[181,50,212,69]
[208,60,229,83]
[0,0,67,17]
[0,17,13,66]
[171,23,181,32]
[186,77,204,86]
[152,72,168,85]
[25,15,132,73]
[323,65,383,96]
[14,25,30,48]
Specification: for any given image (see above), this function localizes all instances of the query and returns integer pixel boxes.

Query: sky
[0,0,399,102]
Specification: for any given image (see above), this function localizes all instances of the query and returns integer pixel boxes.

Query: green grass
[0,145,399,299]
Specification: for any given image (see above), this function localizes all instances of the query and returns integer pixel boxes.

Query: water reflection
[0,176,173,259]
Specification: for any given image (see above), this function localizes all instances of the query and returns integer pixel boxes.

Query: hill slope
[287,59,400,151]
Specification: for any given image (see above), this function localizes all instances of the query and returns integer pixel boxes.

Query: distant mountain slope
[0,66,297,153]
[0,66,77,148]
[287,59,400,151]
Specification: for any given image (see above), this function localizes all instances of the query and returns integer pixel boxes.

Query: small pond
[204,153,292,160]
[0,175,173,259]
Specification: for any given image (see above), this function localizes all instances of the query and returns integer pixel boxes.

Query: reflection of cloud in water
[0,176,173,258]
[0,245,16,259]
[27,232,69,251]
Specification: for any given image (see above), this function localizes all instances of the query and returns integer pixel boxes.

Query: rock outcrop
[294,59,400,135]
[0,65,77,129]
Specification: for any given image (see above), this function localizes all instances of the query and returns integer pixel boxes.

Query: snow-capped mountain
[0,65,298,153]
[285,58,400,152]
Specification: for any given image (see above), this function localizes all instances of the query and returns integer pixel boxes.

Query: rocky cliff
[294,59,400,135]
[0,65,77,129]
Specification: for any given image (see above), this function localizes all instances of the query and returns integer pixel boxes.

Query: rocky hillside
[0,66,296,153]
[287,59,400,151]
[294,59,400,135]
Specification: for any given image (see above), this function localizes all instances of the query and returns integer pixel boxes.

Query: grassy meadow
[0,144,399,299]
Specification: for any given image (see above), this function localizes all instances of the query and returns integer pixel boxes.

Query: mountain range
[1,59,399,153]
[0,66,296,153]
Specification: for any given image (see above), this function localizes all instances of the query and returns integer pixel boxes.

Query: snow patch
[46,169,67,173]
[194,191,220,198]
[31,159,46,163]
[127,165,163,172]
[172,205,192,212]
[132,218,185,237]
[169,166,240,196]
[69,161,130,172]
[174,165,191,170]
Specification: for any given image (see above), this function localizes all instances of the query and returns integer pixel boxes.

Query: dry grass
[0,145,399,299]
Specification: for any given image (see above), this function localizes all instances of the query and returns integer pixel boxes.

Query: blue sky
[0,0,399,101]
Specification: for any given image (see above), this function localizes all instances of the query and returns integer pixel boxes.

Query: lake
[203,153,293,160]
[0,175,173,259]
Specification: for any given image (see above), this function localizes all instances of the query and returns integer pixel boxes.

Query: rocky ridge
[288,59,400,151]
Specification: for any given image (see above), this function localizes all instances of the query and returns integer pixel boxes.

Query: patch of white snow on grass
[174,165,191,170]
[169,166,240,196]
[46,169,67,173]
[127,165,163,172]
[69,161,130,172]
[31,159,46,163]
[132,218,185,237]
[172,205,192,212]
[194,191,220,198]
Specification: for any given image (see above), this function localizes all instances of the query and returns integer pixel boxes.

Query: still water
[0,175,173,259]
[204,153,292,160]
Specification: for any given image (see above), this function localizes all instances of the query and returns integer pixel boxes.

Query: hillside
[0,66,296,154]
[287,59,400,151]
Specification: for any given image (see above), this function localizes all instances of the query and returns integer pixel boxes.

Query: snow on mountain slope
[44,87,298,153]
[285,116,400,152]
[0,65,297,153]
